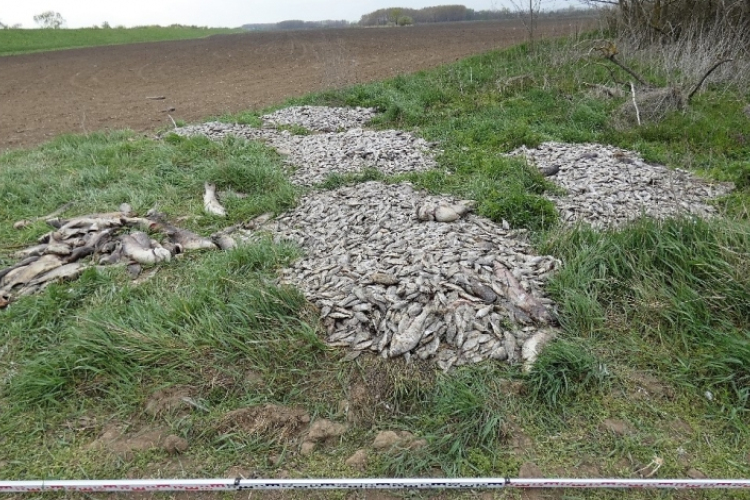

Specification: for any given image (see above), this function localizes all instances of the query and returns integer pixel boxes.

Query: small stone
[162,435,188,454]
[345,449,368,470]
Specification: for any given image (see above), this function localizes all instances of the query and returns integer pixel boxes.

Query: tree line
[358,4,589,26]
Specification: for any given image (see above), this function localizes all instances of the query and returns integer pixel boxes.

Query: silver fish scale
[510,142,734,229]
[236,181,559,370]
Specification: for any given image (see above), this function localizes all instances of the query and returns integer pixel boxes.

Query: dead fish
[243,212,275,230]
[27,262,87,287]
[522,330,554,372]
[434,205,460,223]
[493,261,554,324]
[99,247,124,265]
[451,201,475,216]
[0,256,41,281]
[470,282,497,304]
[127,263,142,278]
[168,228,218,251]
[389,306,434,357]
[0,254,63,291]
[44,243,73,256]
[129,231,152,248]
[85,229,113,250]
[122,216,163,231]
[371,272,399,286]
[213,234,237,250]
[416,203,436,221]
[161,241,182,255]
[64,246,95,263]
[539,164,560,177]
[121,234,171,265]
[203,182,226,217]
[12,244,48,259]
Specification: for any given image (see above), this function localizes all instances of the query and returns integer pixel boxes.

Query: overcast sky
[2,1,575,28]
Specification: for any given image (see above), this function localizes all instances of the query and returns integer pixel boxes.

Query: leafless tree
[34,11,65,29]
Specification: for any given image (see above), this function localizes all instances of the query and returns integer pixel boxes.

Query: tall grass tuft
[525,339,609,410]
[543,217,750,417]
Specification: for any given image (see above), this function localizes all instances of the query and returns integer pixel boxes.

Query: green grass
[1,35,749,499]
[0,27,242,56]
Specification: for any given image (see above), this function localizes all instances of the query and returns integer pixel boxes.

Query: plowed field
[0,19,590,151]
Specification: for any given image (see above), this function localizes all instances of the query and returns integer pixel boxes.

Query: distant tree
[389,8,403,24]
[101,21,111,29]
[397,15,414,26]
[34,11,65,29]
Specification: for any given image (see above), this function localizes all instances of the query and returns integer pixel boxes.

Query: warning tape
[1,477,750,492]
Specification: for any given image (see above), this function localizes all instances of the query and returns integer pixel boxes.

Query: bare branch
[687,59,733,103]
[629,82,641,126]
[605,53,651,88]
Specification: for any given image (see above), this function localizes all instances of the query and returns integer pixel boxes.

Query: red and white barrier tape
[1,478,749,492]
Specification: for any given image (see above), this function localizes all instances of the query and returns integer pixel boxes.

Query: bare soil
[0,19,590,151]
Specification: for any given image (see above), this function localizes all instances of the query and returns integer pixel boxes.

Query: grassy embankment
[0,27,242,56]
[1,33,749,499]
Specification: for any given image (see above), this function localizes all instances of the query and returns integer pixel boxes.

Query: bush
[397,16,414,26]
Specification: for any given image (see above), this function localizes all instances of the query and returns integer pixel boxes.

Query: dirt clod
[306,419,348,443]
[345,449,369,470]
[372,431,401,450]
[162,435,189,454]
[299,441,316,456]
[371,430,422,450]
[144,385,196,417]
[217,404,310,441]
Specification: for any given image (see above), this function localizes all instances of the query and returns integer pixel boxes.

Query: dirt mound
[217,404,310,441]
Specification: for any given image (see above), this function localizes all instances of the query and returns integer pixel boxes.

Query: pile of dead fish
[511,142,734,228]
[226,182,559,371]
[1,203,225,308]
[171,107,438,186]
[261,106,378,132]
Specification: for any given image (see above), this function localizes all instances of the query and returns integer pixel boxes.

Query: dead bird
[203,182,226,217]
